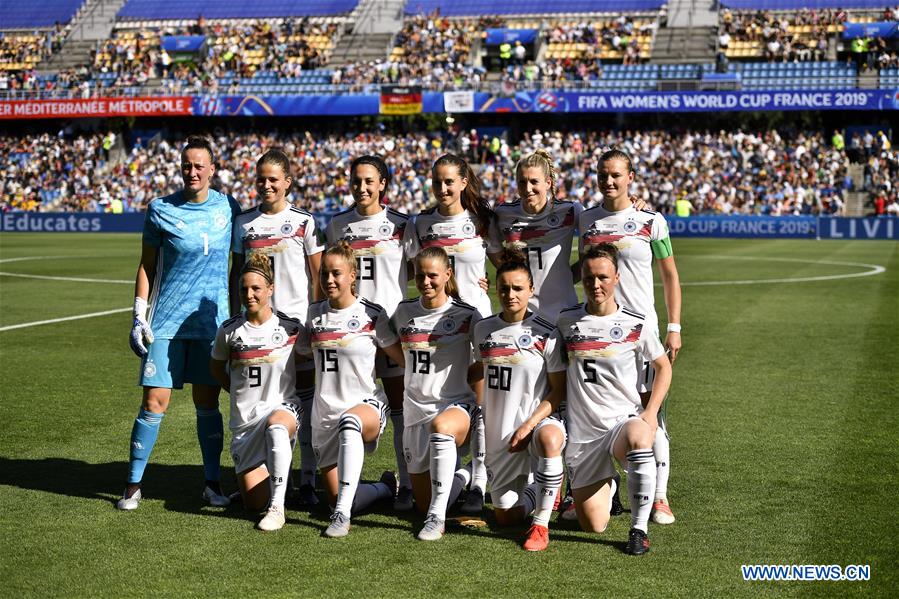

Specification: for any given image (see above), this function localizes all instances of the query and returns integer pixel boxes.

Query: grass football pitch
[0,233,896,597]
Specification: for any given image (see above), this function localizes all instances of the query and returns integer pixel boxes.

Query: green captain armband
[650,236,673,259]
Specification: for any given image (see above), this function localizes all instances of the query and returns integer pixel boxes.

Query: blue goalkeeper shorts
[139,338,218,389]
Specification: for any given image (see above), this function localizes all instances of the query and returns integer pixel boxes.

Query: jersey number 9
[248,365,262,388]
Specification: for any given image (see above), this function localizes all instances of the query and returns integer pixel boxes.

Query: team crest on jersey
[214,212,228,229]
[623,220,638,233]
[440,318,456,333]
[462,222,476,236]
[280,222,293,235]
[143,361,157,378]
[610,326,624,340]
[346,317,362,332]
[378,223,394,237]
[547,213,561,227]
[517,333,534,349]
[271,329,286,345]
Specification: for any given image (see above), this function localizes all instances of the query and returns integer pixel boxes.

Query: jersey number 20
[487,365,511,391]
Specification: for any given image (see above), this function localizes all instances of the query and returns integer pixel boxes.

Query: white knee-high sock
[391,409,411,488]
[426,433,457,519]
[265,424,292,509]
[653,425,670,500]
[470,412,487,493]
[334,413,364,517]
[626,449,656,533]
[533,456,564,527]
[297,389,316,487]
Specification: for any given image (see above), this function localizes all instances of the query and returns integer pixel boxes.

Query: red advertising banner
[0,97,193,119]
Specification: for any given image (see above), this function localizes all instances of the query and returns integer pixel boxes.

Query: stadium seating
[721,1,889,9]
[2,0,85,29]
[881,67,899,87]
[715,61,858,90]
[404,0,666,17]
[117,0,359,21]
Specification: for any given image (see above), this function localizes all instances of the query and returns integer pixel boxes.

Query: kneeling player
[300,242,405,538]
[393,247,484,541]
[473,249,566,551]
[559,243,671,555]
[210,253,302,531]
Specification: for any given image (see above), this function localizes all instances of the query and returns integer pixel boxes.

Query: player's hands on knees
[639,410,658,435]
[665,332,681,364]
[508,422,534,453]
[130,297,155,357]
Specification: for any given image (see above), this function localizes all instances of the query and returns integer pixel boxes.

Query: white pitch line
[0,307,131,332]
[673,255,887,286]
[0,255,69,264]
[0,271,131,284]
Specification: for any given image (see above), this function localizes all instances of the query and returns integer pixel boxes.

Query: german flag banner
[380,85,423,115]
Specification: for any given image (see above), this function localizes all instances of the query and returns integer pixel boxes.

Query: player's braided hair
[515,149,557,200]
[495,247,533,289]
[323,240,358,296]
[583,242,620,272]
[257,148,292,190]
[431,153,494,238]
[415,247,460,301]
[350,154,391,204]
[241,251,274,285]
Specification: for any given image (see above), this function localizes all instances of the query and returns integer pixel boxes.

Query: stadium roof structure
[2,0,86,29]
[720,0,893,9]
[403,0,666,17]
[117,0,359,21]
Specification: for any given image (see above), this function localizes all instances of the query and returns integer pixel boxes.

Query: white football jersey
[298,297,398,433]
[556,304,665,443]
[212,311,302,433]
[413,207,492,318]
[578,205,671,324]
[391,297,481,426]
[232,205,325,322]
[473,312,565,453]
[325,205,418,315]
[488,199,583,320]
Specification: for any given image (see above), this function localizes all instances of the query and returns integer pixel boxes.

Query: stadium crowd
[2,127,895,216]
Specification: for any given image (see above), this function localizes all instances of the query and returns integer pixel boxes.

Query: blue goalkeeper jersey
[143,189,240,340]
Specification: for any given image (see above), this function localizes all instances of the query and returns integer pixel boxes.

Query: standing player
[325,155,419,511]
[210,254,302,531]
[232,149,325,506]
[118,135,239,510]
[392,247,484,541]
[578,149,682,525]
[559,243,672,555]
[488,149,582,322]
[414,153,493,513]
[300,242,406,538]
[473,249,566,551]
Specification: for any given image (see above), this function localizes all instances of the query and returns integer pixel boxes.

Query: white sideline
[0,272,131,284]
[0,308,131,332]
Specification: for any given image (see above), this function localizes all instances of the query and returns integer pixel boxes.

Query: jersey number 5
[487,365,511,391]
[583,359,599,384]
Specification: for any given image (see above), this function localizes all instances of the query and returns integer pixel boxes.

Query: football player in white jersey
[325,155,419,511]
[415,153,494,514]
[487,149,583,322]
[232,149,325,506]
[579,149,682,525]
[210,253,302,531]
[559,243,671,555]
[298,242,406,538]
[473,249,566,552]
[391,247,484,541]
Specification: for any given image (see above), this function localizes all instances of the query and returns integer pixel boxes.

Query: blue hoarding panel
[1,213,145,233]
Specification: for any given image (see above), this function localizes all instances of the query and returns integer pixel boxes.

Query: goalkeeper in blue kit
[118,136,240,510]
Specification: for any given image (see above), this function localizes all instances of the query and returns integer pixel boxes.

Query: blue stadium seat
[117,0,358,20]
